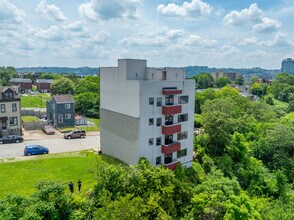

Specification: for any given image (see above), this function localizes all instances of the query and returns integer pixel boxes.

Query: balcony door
[164,153,173,164]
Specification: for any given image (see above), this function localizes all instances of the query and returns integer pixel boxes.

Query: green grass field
[77,117,100,132]
[21,116,41,122]
[0,151,124,199]
[21,93,51,108]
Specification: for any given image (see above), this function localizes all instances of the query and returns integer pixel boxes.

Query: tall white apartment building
[100,59,195,169]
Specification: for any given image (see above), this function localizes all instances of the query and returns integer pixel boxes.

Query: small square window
[65,104,71,109]
[178,96,189,104]
[177,149,187,158]
[156,118,162,126]
[156,137,161,146]
[149,98,154,105]
[157,97,162,107]
[149,138,154,146]
[1,104,5,113]
[156,156,161,165]
[149,118,154,126]
[65,114,71,119]
[177,131,188,141]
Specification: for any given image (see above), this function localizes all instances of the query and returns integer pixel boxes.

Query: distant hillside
[16,67,99,76]
[184,66,281,79]
[16,66,281,79]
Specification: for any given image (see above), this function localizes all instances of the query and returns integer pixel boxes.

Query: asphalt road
[0,135,100,159]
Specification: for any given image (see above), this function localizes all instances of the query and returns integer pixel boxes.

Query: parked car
[64,130,86,139]
[0,135,23,144]
[24,145,49,156]
[42,125,55,135]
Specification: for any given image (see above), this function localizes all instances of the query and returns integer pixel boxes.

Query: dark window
[149,118,154,126]
[156,118,162,126]
[178,114,188,123]
[9,117,18,126]
[65,104,71,109]
[149,138,153,146]
[12,103,17,112]
[164,153,173,164]
[157,98,162,106]
[177,131,188,141]
[156,137,161,146]
[177,149,187,158]
[165,115,173,125]
[149,98,154,105]
[165,95,174,106]
[156,156,161,165]
[165,135,173,145]
[1,104,5,113]
[178,96,189,104]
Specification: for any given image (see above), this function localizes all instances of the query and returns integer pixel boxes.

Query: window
[149,118,154,126]
[178,96,189,104]
[177,131,188,141]
[58,114,63,123]
[148,138,154,146]
[156,118,162,126]
[156,137,161,146]
[157,97,162,107]
[12,103,17,112]
[177,149,187,158]
[165,135,173,145]
[165,95,174,105]
[149,98,154,105]
[0,104,5,113]
[156,156,161,165]
[4,92,13,99]
[65,114,71,119]
[178,114,188,123]
[65,104,71,109]
[9,117,18,126]
[165,115,173,125]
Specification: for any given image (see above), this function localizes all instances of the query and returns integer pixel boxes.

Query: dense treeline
[0,67,17,86]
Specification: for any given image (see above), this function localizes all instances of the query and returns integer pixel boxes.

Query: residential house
[75,115,87,125]
[100,59,195,169]
[0,86,21,137]
[9,78,32,93]
[36,79,54,93]
[46,95,75,128]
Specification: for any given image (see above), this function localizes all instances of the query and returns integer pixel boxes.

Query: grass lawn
[77,117,100,132]
[21,93,51,108]
[0,151,124,199]
[21,116,41,122]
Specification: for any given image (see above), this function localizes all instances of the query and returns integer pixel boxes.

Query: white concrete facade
[100,59,195,168]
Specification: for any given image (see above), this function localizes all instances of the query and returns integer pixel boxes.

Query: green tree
[251,83,268,97]
[215,76,231,88]
[51,77,75,95]
[235,75,244,85]
[0,66,17,85]
[192,72,214,89]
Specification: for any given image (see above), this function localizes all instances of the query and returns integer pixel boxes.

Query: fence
[22,121,50,131]
[21,109,47,118]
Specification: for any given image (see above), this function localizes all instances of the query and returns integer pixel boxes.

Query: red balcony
[162,105,182,115]
[162,89,182,95]
[162,142,181,154]
[162,124,181,135]
[165,160,180,170]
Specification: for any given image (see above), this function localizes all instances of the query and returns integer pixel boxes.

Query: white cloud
[259,32,293,47]
[223,3,263,26]
[223,3,281,33]
[253,17,281,33]
[166,30,183,40]
[79,0,141,22]
[68,20,87,32]
[157,0,211,19]
[0,0,27,27]
[36,25,66,41]
[36,0,67,22]
[241,37,258,45]
[183,35,217,47]
[92,31,110,44]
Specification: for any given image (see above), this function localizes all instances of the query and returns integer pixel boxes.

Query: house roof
[36,79,54,84]
[0,86,20,100]
[53,94,75,103]
[10,78,32,83]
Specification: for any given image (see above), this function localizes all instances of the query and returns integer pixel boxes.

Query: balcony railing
[162,142,181,154]
[162,105,182,115]
[162,124,181,135]
[165,160,180,170]
[162,89,182,95]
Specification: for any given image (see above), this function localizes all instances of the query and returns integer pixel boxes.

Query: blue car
[24,145,49,156]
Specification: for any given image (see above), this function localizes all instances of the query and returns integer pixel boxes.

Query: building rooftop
[53,94,74,103]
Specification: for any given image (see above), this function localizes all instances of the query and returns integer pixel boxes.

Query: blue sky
[1,0,294,69]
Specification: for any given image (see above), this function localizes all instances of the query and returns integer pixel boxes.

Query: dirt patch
[22,129,63,140]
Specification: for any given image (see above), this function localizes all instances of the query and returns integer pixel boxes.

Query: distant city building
[9,78,33,93]
[211,71,240,82]
[282,58,294,74]
[100,59,195,169]
[36,79,54,93]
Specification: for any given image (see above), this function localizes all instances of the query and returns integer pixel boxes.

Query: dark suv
[0,135,23,144]
[64,130,86,139]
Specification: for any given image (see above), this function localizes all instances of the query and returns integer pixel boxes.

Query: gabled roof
[0,86,20,99]
[53,94,74,103]
[10,78,32,83]
[36,79,54,84]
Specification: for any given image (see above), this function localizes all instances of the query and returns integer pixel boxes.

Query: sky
[0,0,294,69]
